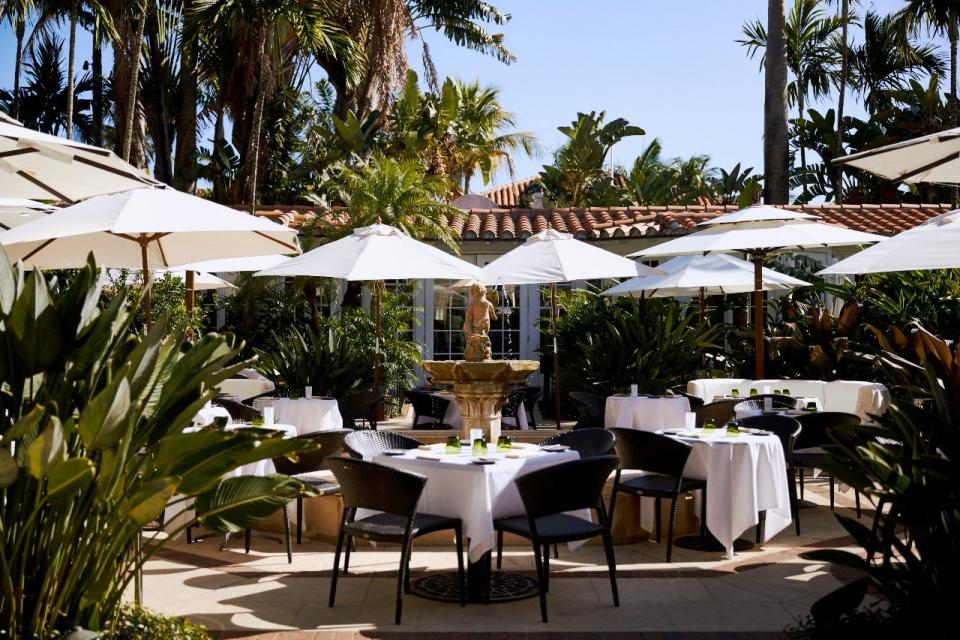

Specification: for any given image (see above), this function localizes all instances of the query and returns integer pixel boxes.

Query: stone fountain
[421,283,538,443]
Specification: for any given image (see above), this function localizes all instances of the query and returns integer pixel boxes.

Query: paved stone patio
[139,479,865,638]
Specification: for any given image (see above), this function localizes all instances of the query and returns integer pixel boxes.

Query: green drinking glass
[446,435,461,454]
[731,389,740,398]
[213,416,229,429]
[703,417,717,433]
[497,435,512,450]
[472,438,487,456]
[806,401,818,412]
[749,388,759,397]
[725,421,740,436]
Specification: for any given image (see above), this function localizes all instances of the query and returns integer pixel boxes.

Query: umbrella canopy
[0,187,299,269]
[819,209,960,274]
[480,229,662,285]
[602,254,811,298]
[634,205,882,377]
[0,198,56,229]
[178,253,294,273]
[111,268,236,291]
[256,223,480,281]
[833,127,960,184]
[0,119,161,202]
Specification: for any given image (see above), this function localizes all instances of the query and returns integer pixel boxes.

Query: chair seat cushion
[617,473,705,496]
[345,511,459,542]
[293,471,341,495]
[494,513,604,543]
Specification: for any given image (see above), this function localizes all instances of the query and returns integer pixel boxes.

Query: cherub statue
[462,283,497,361]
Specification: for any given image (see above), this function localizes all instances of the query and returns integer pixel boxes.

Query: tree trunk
[123,0,150,162]
[835,0,848,203]
[763,0,790,205]
[173,2,199,193]
[798,91,806,196]
[951,20,958,127]
[66,8,77,139]
[92,17,104,146]
[13,16,25,120]
[146,22,174,183]
[246,31,268,214]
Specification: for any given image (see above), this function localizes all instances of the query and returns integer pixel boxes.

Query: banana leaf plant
[796,324,960,631]
[0,252,317,636]
[766,299,867,381]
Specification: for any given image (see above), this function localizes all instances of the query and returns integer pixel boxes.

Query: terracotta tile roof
[241,203,954,241]
[479,177,540,208]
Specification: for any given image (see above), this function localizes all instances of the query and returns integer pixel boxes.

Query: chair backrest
[737,415,801,459]
[795,411,861,449]
[680,392,705,411]
[522,386,542,407]
[272,429,350,475]
[694,400,738,427]
[733,394,796,415]
[338,391,383,427]
[325,457,426,518]
[406,390,449,422]
[502,389,526,418]
[343,430,422,459]
[569,391,606,429]
[515,455,619,519]
[611,428,692,478]
[212,397,262,422]
[537,428,616,458]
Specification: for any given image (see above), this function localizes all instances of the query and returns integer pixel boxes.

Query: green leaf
[195,475,303,533]
[46,458,96,501]
[126,477,178,527]
[810,576,869,622]
[78,369,132,450]
[4,404,46,442]
[0,448,19,487]
[0,245,18,314]
[8,270,61,373]
[25,418,64,479]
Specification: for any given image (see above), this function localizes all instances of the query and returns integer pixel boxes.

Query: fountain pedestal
[421,359,539,443]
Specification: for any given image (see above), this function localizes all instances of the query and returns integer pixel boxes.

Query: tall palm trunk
[13,15,25,120]
[92,17,104,146]
[66,7,77,138]
[246,30,268,215]
[797,90,806,194]
[123,0,150,162]
[835,0,848,203]
[764,0,790,205]
[951,19,958,126]
[173,0,198,193]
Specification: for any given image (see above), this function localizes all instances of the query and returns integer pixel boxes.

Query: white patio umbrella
[833,127,960,184]
[0,187,299,329]
[603,254,811,321]
[0,118,161,202]
[177,254,295,313]
[480,228,664,427]
[111,268,236,291]
[0,198,56,229]
[634,205,882,377]
[256,223,481,391]
[819,209,960,274]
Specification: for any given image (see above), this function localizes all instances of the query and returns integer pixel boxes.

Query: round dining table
[253,397,343,434]
[605,395,691,432]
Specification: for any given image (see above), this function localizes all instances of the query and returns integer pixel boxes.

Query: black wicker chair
[738,415,803,538]
[493,456,620,623]
[680,393,705,411]
[520,386,542,428]
[405,390,453,429]
[212,397,262,422]
[343,430,422,460]
[569,391,606,429]
[326,457,465,624]
[733,394,798,416]
[338,391,383,430]
[794,412,863,517]
[272,430,350,544]
[694,399,739,428]
[609,429,706,562]
[501,389,527,430]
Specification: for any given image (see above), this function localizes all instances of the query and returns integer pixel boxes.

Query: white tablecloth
[193,404,232,427]
[605,396,691,432]
[430,391,528,430]
[734,397,823,421]
[675,433,792,557]
[373,447,580,562]
[253,397,343,434]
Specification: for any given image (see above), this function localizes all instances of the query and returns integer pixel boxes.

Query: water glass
[783,388,791,396]
[806,401,818,412]
[629,384,639,397]
[725,421,740,436]
[469,428,483,444]
[446,435,461,454]
[305,386,313,399]
[472,438,487,456]
[684,412,697,431]
[497,434,512,450]
[703,417,717,432]
[749,388,758,397]
[731,389,740,398]
[263,406,275,426]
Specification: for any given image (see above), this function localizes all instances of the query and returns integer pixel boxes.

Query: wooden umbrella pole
[551,282,561,429]
[753,254,764,378]
[698,287,706,324]
[141,238,152,332]
[373,281,381,393]
[185,270,195,317]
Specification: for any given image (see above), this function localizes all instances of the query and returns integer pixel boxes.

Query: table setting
[253,385,343,434]
[371,430,584,603]
[605,385,691,432]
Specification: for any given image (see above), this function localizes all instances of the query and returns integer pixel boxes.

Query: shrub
[103,606,211,640]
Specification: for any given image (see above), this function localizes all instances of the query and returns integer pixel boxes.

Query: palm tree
[898,0,960,124]
[447,79,537,194]
[741,0,842,194]
[186,0,350,212]
[1,0,32,120]
[122,0,150,161]
[825,0,859,203]
[330,153,460,249]
[851,11,945,115]
[754,0,790,204]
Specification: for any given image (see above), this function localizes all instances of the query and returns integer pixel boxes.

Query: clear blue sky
[0,0,925,190]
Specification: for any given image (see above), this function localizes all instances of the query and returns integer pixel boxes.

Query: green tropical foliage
[0,251,315,635]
